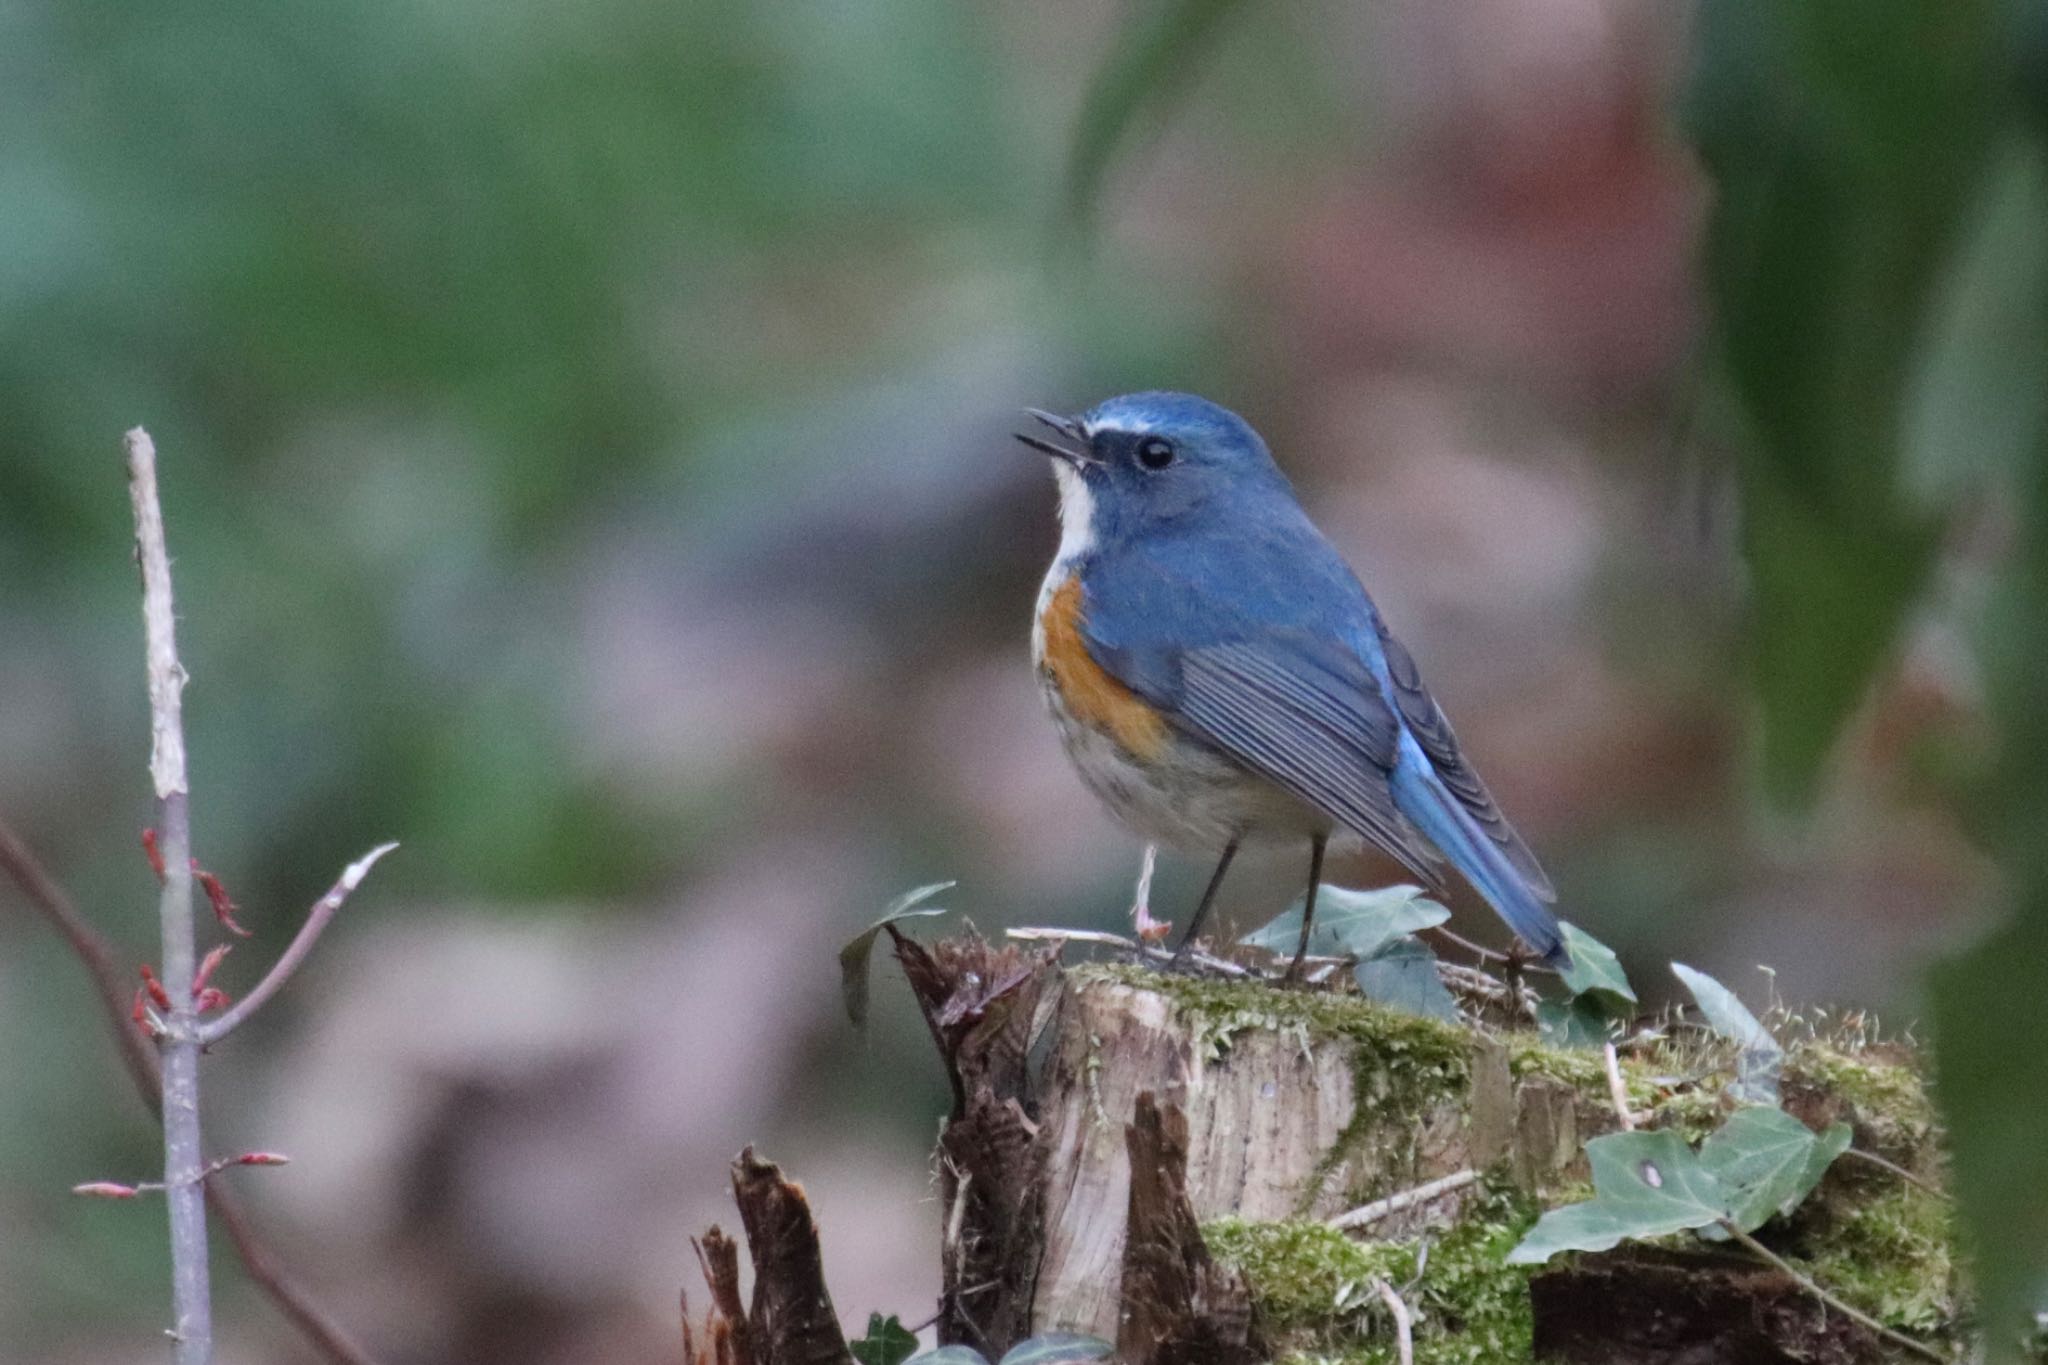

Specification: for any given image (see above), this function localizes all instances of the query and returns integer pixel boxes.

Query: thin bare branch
[1,819,379,1365]
[211,1194,379,1365]
[1422,923,1560,975]
[0,818,159,1099]
[1602,1043,1637,1131]
[198,843,398,1046]
[1839,1146,1945,1199]
[1371,1278,1414,1365]
[129,425,212,1365]
[1004,926,1250,977]
[1329,1169,1478,1231]
[1719,1221,1944,1362]
[73,1153,291,1198]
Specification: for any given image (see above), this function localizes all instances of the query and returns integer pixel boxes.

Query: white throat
[1048,460,1097,569]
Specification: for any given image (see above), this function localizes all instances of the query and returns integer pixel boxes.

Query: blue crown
[1083,391,1265,456]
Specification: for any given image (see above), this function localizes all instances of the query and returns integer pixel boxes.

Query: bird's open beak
[1013,408,1097,468]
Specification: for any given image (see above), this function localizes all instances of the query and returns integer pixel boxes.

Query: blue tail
[1388,738,1568,969]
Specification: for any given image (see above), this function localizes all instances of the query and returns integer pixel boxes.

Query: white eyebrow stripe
[1080,415,1152,436]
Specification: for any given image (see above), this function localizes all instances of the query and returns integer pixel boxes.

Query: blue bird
[1015,392,1567,975]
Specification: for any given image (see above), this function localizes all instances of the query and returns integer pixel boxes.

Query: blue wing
[1078,524,1564,965]
[1075,532,1440,881]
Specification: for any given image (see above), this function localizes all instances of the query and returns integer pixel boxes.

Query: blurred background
[3,0,2041,1360]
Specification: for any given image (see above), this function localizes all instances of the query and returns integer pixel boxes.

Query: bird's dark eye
[1136,436,1176,470]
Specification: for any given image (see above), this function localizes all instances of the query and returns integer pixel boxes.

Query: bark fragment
[1118,1092,1262,1365]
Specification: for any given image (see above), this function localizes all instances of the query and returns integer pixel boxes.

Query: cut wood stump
[692,931,1960,1364]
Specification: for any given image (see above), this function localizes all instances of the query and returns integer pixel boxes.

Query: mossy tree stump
[694,930,1957,1365]
[896,932,1956,1364]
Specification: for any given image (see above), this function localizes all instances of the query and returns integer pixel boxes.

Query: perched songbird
[1016,392,1567,973]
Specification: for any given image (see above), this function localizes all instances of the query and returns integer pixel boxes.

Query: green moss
[1206,1186,1541,1365]
[1503,1034,1605,1090]
[1787,1044,1937,1157]
[1204,1218,1407,1332]
[1647,1083,1729,1143]
[1798,1186,1958,1335]
[1502,1032,1664,1117]
[1077,964,1470,1074]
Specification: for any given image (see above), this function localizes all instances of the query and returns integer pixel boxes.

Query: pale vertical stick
[127,426,212,1365]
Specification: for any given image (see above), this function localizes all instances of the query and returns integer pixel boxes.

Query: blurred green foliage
[1685,0,1999,804]
[1061,0,1251,233]
[2,0,1026,904]
[1681,1,2048,1352]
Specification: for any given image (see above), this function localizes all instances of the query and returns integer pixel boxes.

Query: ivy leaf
[1240,884,1448,961]
[1507,1129,1733,1264]
[1353,938,1460,1022]
[1556,922,1636,1014]
[1536,995,1619,1050]
[998,1334,1117,1365]
[1673,963,1784,1104]
[1698,1106,1850,1233]
[851,1314,920,1365]
[840,882,954,1027]
[905,1350,991,1365]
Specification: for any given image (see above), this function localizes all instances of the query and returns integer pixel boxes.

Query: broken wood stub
[683,1226,753,1365]
[887,927,1062,1356]
[731,1147,854,1365]
[1119,1091,1261,1365]
[682,1149,853,1365]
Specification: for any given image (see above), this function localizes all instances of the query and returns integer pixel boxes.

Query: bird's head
[1014,392,1289,546]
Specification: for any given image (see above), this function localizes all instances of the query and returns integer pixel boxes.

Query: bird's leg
[1283,834,1329,983]
[1169,840,1239,969]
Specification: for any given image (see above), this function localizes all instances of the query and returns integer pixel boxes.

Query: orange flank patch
[1040,578,1169,759]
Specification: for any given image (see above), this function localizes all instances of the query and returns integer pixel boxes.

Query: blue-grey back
[1079,490,1387,670]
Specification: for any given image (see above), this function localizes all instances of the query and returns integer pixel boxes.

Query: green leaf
[1934,910,2048,1358]
[997,1334,1116,1365]
[1925,125,2048,1365]
[1507,1129,1734,1264]
[1684,0,2002,803]
[905,1350,990,1365]
[1903,142,2048,507]
[1556,922,1636,1014]
[1353,938,1460,1022]
[1697,1106,1849,1233]
[1535,995,1618,1050]
[1240,884,1448,962]
[1672,963,1784,1105]
[839,882,954,1027]
[1062,0,1253,231]
[851,1314,920,1365]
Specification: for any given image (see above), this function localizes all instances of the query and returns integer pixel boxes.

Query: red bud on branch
[73,1182,141,1199]
[193,944,231,997]
[139,964,173,1011]
[192,865,253,938]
